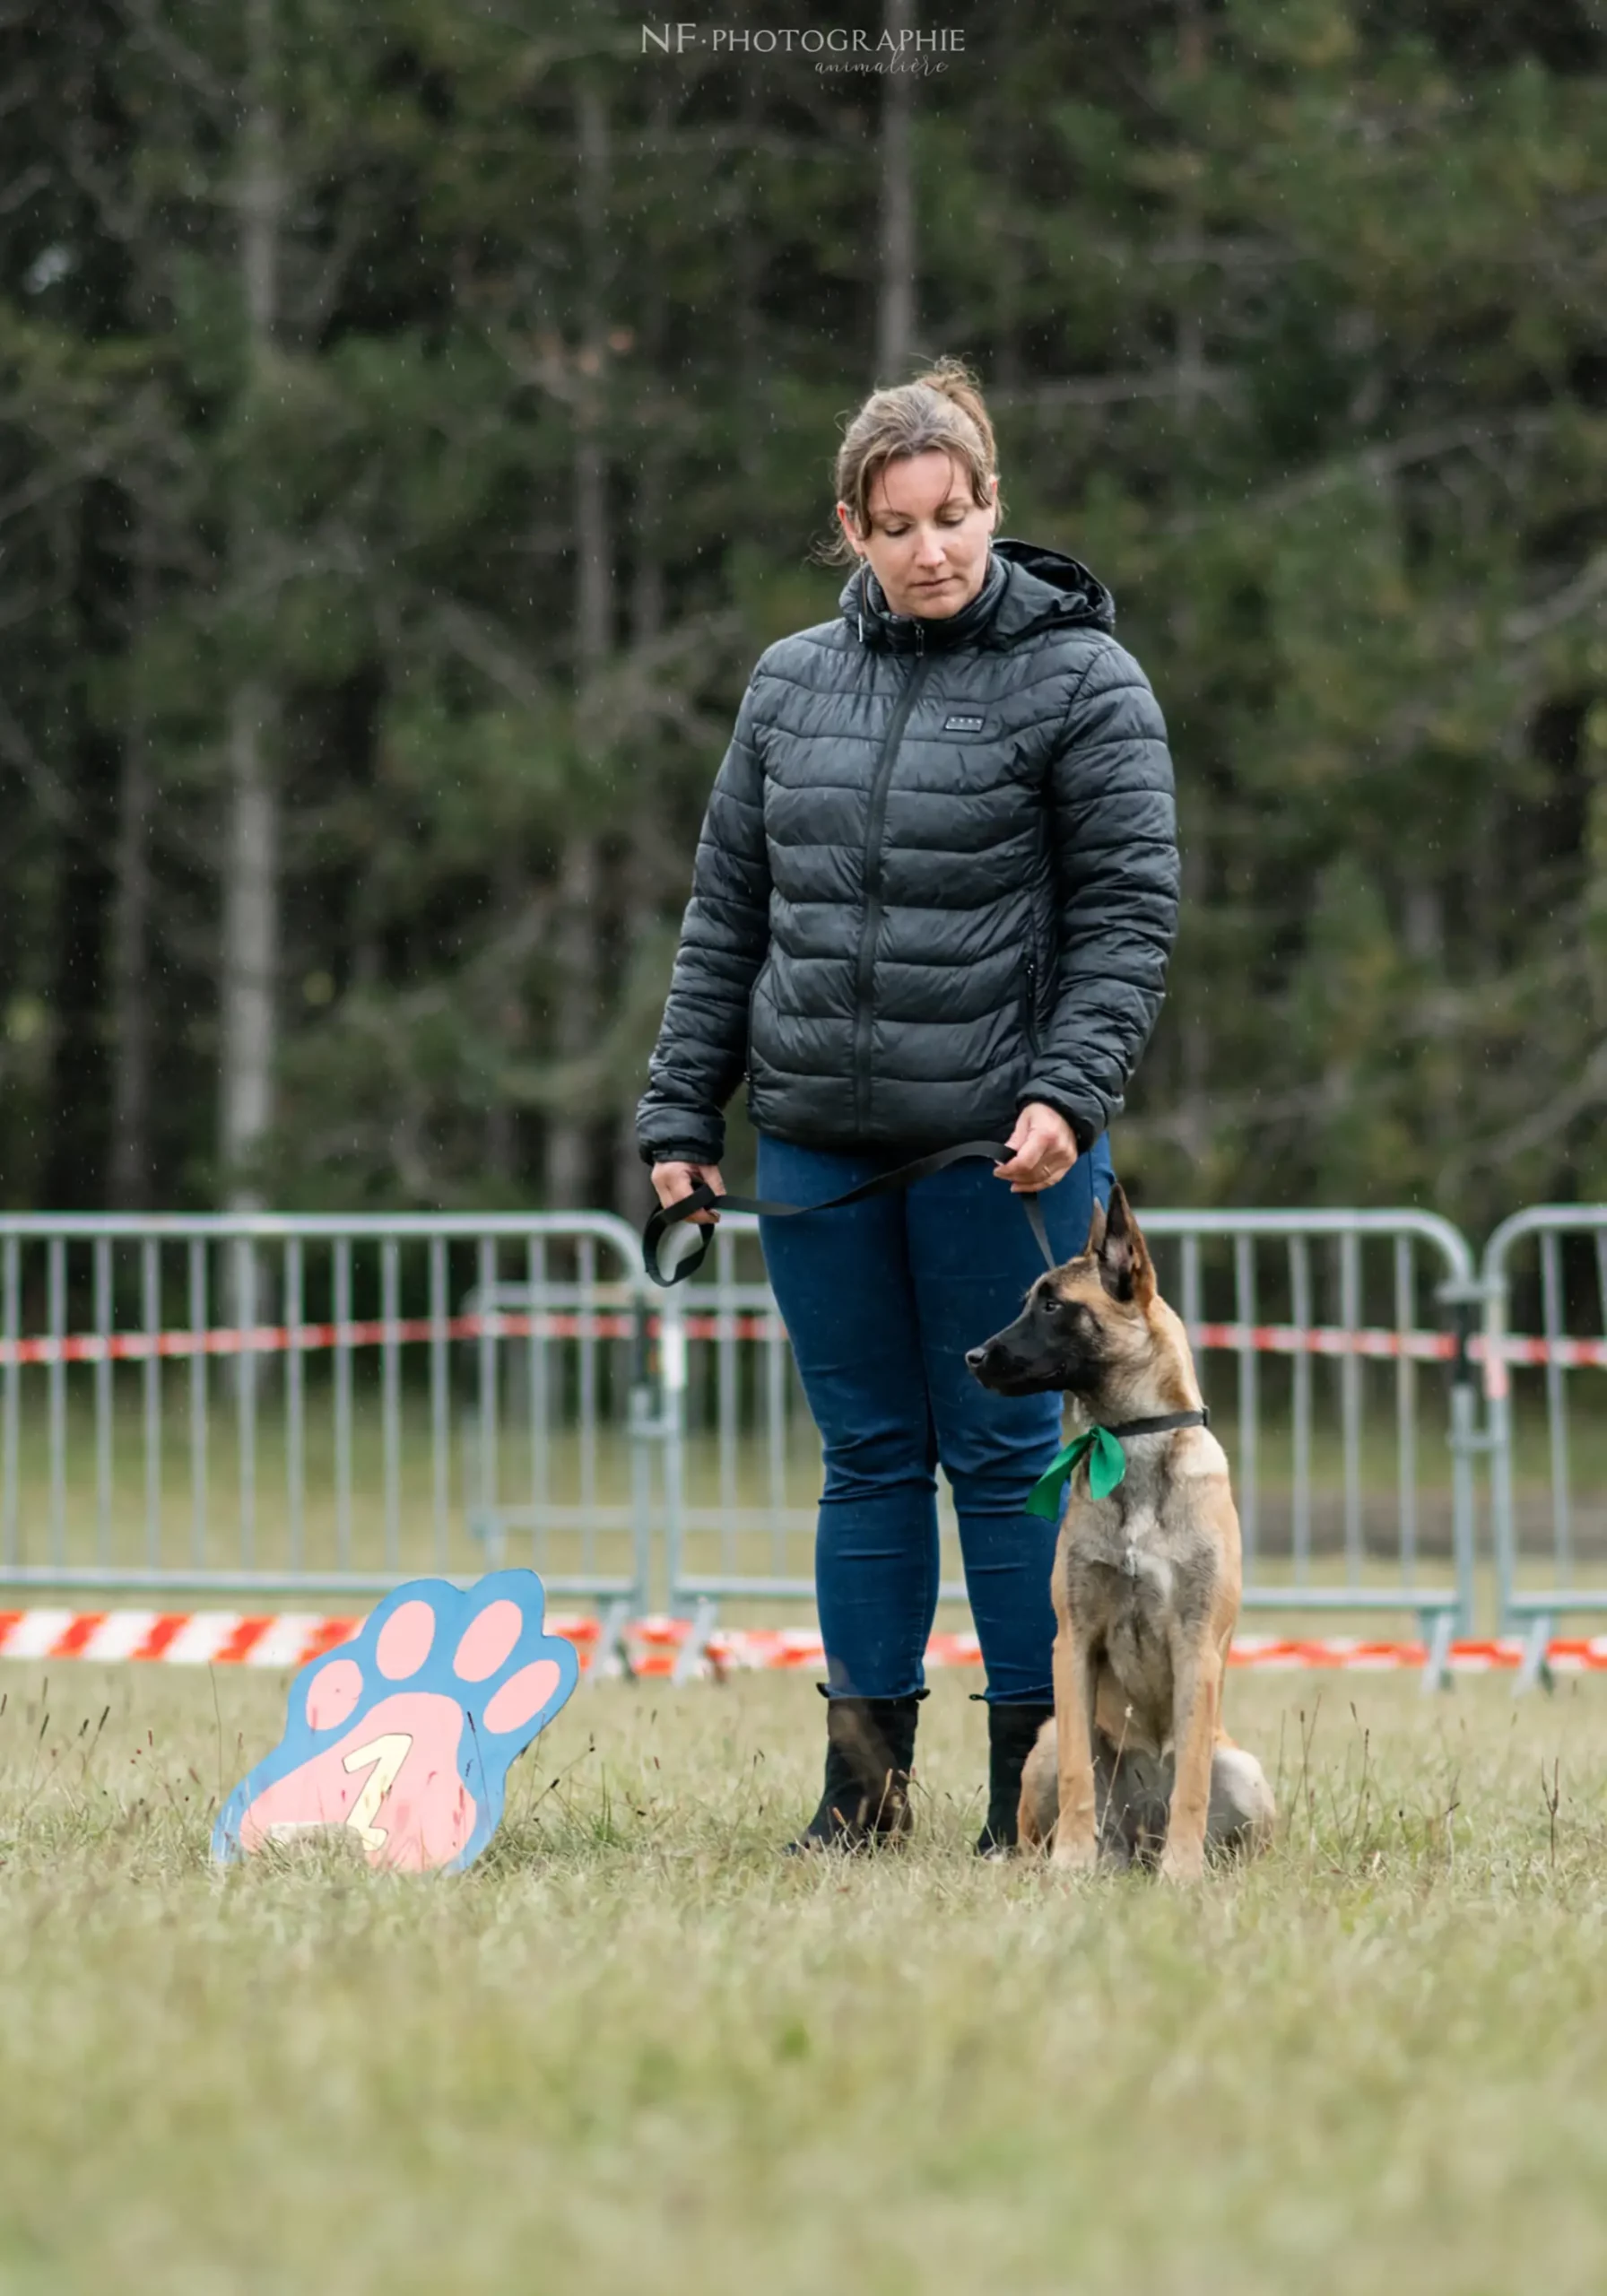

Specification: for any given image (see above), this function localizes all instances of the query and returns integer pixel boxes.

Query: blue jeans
[755,1130,1115,1706]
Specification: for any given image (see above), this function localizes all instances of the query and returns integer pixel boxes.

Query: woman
[638,360,1178,1854]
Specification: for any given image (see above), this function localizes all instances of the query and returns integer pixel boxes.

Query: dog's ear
[1095,1183,1155,1309]
[1083,1196,1108,1258]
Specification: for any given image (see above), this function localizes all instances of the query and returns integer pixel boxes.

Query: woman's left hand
[993,1102,1080,1193]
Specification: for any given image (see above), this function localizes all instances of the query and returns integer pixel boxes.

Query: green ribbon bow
[1024,1425,1128,1519]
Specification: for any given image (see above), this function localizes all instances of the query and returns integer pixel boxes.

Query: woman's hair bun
[813,356,1003,567]
[907,357,997,467]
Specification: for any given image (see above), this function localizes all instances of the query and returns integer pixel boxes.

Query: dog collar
[1023,1408,1210,1519]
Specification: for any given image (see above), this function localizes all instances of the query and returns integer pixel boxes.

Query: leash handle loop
[642,1139,1055,1288]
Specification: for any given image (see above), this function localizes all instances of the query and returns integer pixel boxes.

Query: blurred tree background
[0,0,1603,1232]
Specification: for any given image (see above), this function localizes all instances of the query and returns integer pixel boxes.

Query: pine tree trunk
[544,836,601,1210]
[612,185,673,1222]
[219,0,282,1213]
[734,73,764,490]
[221,681,279,1200]
[543,74,612,1211]
[1171,0,1209,1152]
[876,0,916,379]
[109,535,154,1208]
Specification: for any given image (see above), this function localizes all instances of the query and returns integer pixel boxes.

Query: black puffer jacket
[636,537,1178,1165]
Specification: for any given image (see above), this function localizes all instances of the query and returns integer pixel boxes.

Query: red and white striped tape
[646,1623,1607,1680]
[1,1309,1599,1376]
[0,1608,1603,1678]
[0,1312,627,1368]
[0,1608,595,1670]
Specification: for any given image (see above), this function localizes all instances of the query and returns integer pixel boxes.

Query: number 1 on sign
[342,1733,413,1850]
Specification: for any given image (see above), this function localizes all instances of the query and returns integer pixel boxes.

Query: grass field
[2,1664,1607,2292]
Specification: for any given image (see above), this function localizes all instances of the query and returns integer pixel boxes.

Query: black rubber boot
[976,1700,1055,1857]
[784,1686,926,1854]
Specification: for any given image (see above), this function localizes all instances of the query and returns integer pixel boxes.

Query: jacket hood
[838,535,1116,653]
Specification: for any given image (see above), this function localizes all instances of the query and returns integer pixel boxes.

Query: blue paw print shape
[213,1570,581,1874]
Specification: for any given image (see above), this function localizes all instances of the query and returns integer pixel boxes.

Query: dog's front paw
[1158,1839,1205,1885]
[1048,1832,1099,1877]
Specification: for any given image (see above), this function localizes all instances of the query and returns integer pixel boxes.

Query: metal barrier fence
[0,1213,663,1664]
[658,1208,1481,1682]
[1483,1206,1607,1685]
[12,1201,1574,1694]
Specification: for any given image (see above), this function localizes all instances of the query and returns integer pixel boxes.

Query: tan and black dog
[967,1185,1274,1881]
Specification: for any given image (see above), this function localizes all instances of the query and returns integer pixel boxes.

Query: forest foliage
[1,0,1604,1231]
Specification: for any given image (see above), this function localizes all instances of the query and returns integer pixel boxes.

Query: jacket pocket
[744,951,773,1082]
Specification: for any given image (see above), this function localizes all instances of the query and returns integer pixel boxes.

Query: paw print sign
[213,1571,580,1875]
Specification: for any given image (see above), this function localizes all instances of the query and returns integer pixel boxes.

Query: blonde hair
[814,357,1004,568]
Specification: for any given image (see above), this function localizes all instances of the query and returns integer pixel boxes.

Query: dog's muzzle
[966,1336,1056,1394]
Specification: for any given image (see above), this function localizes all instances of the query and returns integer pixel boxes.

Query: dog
[966,1184,1274,1881]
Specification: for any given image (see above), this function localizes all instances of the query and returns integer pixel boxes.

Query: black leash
[641,1138,1055,1287]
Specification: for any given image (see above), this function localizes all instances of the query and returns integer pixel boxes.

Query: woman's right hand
[649,1160,726,1226]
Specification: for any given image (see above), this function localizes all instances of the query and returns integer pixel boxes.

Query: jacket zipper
[1022,951,1041,1055]
[853,632,931,1132]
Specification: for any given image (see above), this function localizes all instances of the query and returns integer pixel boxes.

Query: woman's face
[837,450,999,620]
